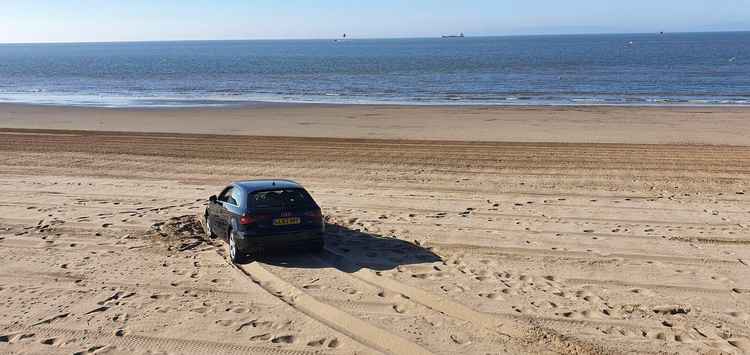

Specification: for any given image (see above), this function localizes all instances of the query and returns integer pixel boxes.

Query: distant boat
[334,33,347,42]
[442,33,465,38]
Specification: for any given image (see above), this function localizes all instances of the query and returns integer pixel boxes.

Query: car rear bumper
[235,230,324,253]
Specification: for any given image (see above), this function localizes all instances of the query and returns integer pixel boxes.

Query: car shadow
[250,223,442,273]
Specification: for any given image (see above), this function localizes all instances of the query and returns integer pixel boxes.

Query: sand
[0,105,749,355]
[1,103,750,145]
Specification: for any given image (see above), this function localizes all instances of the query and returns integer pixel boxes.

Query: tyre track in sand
[0,325,334,355]
[314,246,609,355]
[234,262,430,355]
[234,255,525,355]
[206,233,535,354]
[213,223,608,355]
[200,219,423,355]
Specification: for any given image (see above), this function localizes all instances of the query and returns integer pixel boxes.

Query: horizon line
[1,29,748,46]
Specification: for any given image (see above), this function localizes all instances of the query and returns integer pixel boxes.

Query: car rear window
[250,189,314,210]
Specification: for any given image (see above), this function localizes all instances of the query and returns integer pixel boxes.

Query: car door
[219,188,242,238]
[224,187,245,233]
[212,186,234,237]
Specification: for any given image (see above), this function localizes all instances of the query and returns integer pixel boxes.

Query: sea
[0,32,748,107]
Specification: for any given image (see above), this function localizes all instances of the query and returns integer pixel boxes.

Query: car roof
[233,179,304,192]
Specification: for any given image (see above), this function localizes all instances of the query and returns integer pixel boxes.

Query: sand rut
[316,247,608,354]
[234,262,432,355]
[0,325,328,355]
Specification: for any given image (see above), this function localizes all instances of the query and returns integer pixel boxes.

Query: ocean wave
[0,87,749,108]
[1,91,749,108]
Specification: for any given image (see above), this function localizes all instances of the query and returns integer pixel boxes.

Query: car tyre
[204,211,216,239]
[228,229,246,264]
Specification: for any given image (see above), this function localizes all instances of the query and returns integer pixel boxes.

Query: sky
[1,0,749,43]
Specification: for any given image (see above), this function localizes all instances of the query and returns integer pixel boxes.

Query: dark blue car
[204,179,325,263]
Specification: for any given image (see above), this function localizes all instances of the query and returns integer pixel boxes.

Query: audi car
[204,179,325,263]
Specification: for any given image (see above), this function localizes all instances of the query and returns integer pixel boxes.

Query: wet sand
[0,105,749,354]
[1,103,750,144]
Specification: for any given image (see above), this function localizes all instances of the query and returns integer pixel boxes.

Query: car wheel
[228,229,245,264]
[204,212,216,239]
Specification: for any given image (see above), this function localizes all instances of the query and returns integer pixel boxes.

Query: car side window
[230,189,242,207]
[218,187,233,203]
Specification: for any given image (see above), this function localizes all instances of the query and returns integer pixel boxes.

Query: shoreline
[1,99,749,110]
[2,102,749,145]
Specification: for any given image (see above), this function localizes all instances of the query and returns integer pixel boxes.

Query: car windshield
[250,189,314,210]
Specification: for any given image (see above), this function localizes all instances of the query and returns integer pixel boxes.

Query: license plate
[273,217,301,226]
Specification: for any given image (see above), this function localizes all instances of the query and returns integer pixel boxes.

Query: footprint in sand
[112,313,128,322]
[478,292,504,300]
[575,290,604,303]
[40,337,60,346]
[73,345,110,354]
[377,290,399,299]
[307,338,327,347]
[250,333,272,341]
[392,304,408,314]
[561,308,610,319]
[271,335,296,344]
[226,305,250,314]
[727,311,750,321]
[149,293,173,300]
[1,333,36,344]
[652,305,691,315]
[341,287,359,295]
[215,319,234,327]
[210,279,232,286]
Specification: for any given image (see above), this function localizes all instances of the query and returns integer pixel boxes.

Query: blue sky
[1,0,748,43]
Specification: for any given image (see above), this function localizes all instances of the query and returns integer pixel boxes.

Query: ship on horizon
[441,33,465,38]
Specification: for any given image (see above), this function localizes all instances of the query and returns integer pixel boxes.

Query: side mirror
[209,195,217,203]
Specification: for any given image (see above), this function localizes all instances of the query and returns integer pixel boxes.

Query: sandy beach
[2,103,750,145]
[1,105,749,354]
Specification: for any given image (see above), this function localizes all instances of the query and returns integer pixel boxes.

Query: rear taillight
[240,213,271,225]
[239,215,255,225]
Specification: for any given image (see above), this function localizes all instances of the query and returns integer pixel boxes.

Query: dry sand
[0,105,749,355]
